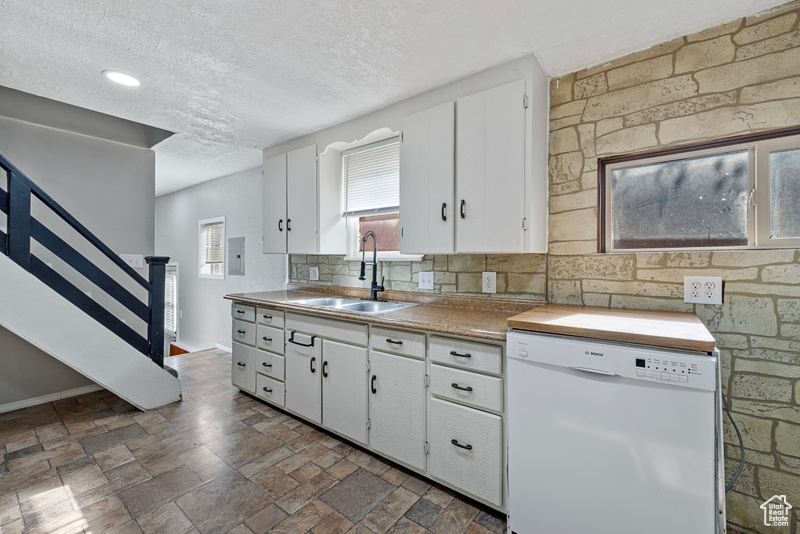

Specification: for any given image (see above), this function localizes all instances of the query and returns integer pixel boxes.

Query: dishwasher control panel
[508,330,718,392]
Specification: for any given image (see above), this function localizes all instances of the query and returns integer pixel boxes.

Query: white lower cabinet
[256,374,285,407]
[369,350,427,471]
[429,397,503,507]
[285,331,322,424]
[322,339,368,445]
[232,342,256,393]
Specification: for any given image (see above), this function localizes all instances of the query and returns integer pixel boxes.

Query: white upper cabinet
[456,79,526,253]
[399,101,455,254]
[287,144,318,254]
[263,144,322,254]
[262,153,287,254]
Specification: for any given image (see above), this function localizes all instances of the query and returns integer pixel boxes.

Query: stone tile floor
[0,349,506,534]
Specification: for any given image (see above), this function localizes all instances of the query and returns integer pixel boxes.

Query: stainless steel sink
[291,296,417,314]
[336,301,418,314]
[291,297,361,308]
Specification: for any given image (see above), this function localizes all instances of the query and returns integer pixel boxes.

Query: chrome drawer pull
[451,438,472,450]
[262,362,272,368]
[262,386,273,393]
[451,382,473,392]
[450,350,472,358]
[262,336,272,342]
[386,338,403,345]
[236,362,246,367]
[237,329,246,334]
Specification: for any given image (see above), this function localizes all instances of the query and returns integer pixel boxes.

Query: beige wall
[548,2,800,532]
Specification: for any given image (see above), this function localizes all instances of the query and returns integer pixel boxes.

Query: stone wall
[290,254,547,300]
[548,2,800,532]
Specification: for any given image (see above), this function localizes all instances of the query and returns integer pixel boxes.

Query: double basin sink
[291,296,418,314]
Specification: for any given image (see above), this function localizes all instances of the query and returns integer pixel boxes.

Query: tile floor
[0,349,507,534]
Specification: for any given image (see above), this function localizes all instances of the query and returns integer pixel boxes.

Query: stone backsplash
[548,2,800,532]
[290,253,547,300]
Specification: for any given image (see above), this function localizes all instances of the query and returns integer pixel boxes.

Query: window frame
[198,216,225,279]
[599,126,800,253]
[164,263,179,341]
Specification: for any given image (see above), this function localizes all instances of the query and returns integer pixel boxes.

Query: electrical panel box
[228,237,245,276]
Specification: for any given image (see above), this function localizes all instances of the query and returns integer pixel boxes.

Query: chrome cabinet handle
[451,382,473,392]
[451,439,472,450]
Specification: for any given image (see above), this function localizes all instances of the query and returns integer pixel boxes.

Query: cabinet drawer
[232,319,256,346]
[370,326,425,359]
[257,325,284,354]
[257,350,285,381]
[430,364,503,413]
[429,398,503,507]
[286,312,367,346]
[232,342,256,393]
[256,374,285,407]
[429,336,502,376]
[257,307,285,328]
[231,303,255,322]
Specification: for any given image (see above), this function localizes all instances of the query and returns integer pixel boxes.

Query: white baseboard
[215,343,232,353]
[0,384,105,414]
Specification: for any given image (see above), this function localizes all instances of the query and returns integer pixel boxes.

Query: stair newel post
[7,173,32,269]
[145,256,170,368]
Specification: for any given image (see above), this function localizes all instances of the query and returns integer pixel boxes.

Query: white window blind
[343,137,400,216]
[203,222,224,264]
[164,264,178,340]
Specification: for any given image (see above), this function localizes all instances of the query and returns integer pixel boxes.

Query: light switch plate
[419,271,434,290]
[482,272,496,294]
[684,276,723,305]
[309,266,319,281]
[120,254,144,269]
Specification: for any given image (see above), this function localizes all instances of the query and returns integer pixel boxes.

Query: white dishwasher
[506,327,725,534]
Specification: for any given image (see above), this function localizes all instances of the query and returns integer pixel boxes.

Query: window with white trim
[342,137,403,257]
[600,129,800,252]
[164,263,178,341]
[199,216,225,278]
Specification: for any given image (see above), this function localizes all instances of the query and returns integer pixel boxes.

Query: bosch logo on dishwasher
[584,350,604,357]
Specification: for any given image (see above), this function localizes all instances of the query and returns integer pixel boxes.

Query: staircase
[0,154,181,410]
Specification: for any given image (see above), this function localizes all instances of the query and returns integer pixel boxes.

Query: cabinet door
[456,79,525,253]
[322,340,368,445]
[263,153,287,254]
[369,350,426,471]
[287,144,318,254]
[399,101,454,254]
[285,331,321,423]
[231,342,256,394]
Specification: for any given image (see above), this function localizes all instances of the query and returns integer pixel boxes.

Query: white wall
[0,104,157,408]
[155,167,287,351]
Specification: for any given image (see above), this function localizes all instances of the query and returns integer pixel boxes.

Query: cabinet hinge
[401,227,404,238]
[522,217,528,230]
[367,360,371,372]
[400,132,404,142]
[523,94,528,109]
[315,155,319,162]
[424,375,429,388]
[424,442,430,455]
[749,188,756,206]
[367,419,371,430]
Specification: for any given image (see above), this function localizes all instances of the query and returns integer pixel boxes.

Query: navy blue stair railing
[0,154,168,368]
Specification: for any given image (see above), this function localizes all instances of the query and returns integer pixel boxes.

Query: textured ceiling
[0,0,789,195]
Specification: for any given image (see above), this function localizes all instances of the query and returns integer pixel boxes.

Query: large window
[342,137,402,257]
[199,216,225,278]
[164,263,178,341]
[600,129,800,251]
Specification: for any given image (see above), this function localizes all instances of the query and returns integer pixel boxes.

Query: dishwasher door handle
[569,366,619,377]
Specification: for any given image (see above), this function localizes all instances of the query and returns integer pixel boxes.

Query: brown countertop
[225,287,543,342]
[507,303,716,352]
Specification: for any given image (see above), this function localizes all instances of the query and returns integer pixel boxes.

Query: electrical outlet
[309,266,319,281]
[419,271,434,290]
[684,276,723,305]
[482,271,496,294]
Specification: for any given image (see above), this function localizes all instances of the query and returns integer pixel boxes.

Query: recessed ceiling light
[102,70,140,87]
